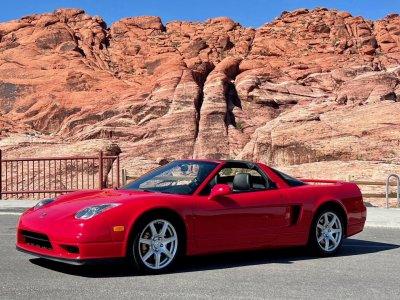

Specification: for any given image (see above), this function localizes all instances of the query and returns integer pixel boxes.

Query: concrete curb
[0,201,399,228]
[0,200,38,208]
[365,207,400,229]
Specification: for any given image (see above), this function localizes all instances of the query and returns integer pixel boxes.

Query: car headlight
[34,198,55,210]
[75,204,121,220]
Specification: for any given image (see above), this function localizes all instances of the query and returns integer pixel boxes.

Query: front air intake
[21,230,53,250]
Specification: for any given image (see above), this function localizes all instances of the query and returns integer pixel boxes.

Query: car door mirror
[208,184,232,200]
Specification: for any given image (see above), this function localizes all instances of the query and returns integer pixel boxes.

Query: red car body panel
[16,160,366,263]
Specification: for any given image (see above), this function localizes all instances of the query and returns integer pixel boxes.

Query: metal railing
[121,169,139,186]
[386,174,400,209]
[0,150,120,200]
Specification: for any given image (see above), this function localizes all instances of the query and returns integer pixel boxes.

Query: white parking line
[365,224,400,229]
[0,212,22,216]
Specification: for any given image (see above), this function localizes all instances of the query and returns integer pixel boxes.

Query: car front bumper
[16,245,125,265]
[16,235,127,264]
[16,214,127,263]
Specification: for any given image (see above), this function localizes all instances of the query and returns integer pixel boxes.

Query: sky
[1,0,400,28]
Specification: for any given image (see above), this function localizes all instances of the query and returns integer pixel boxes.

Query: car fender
[100,199,193,251]
[313,196,348,215]
[311,196,349,234]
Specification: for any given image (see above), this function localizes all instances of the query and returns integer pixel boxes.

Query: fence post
[116,155,120,188]
[0,149,2,200]
[98,151,104,189]
[122,169,127,186]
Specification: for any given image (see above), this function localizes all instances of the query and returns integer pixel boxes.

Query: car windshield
[121,160,219,195]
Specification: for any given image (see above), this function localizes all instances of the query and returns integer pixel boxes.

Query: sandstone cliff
[1,8,400,205]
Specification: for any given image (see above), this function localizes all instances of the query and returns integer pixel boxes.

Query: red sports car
[17,159,366,274]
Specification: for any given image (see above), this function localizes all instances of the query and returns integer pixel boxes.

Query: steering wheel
[188,177,201,191]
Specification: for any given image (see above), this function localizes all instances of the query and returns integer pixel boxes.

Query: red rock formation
[1,8,400,198]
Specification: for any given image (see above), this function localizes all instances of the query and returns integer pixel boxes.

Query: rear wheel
[310,209,344,256]
[129,217,181,274]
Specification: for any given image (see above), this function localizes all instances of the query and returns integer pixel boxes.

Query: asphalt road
[1,215,400,300]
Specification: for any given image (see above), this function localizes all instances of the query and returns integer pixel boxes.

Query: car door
[192,164,291,253]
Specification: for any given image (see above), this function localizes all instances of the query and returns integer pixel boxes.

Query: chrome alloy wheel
[137,219,178,270]
[316,212,342,252]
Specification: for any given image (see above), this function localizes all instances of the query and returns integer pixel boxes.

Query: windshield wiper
[131,188,155,193]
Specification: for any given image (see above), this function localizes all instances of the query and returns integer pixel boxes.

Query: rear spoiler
[300,179,343,184]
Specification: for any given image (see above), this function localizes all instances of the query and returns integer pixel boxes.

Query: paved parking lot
[1,215,399,299]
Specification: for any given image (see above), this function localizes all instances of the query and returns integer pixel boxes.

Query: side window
[199,164,270,196]
[217,167,267,191]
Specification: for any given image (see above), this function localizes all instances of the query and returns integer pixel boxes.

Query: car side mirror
[208,184,232,200]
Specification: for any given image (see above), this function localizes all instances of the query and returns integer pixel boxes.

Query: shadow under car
[28,238,399,278]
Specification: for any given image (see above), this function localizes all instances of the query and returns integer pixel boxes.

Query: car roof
[176,158,259,165]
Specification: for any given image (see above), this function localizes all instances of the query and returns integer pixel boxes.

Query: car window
[199,164,271,196]
[139,164,198,189]
[219,167,262,177]
[218,167,267,190]
[121,161,218,195]
[269,167,306,187]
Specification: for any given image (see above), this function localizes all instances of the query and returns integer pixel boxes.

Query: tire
[309,208,344,256]
[128,216,182,274]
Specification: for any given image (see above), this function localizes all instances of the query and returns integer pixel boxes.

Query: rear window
[270,168,306,187]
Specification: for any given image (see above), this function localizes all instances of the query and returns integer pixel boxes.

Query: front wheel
[310,209,344,256]
[129,217,181,274]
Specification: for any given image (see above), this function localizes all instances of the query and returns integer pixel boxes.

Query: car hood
[25,189,161,219]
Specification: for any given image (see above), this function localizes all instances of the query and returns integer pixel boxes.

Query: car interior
[199,162,276,196]
[211,173,268,191]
